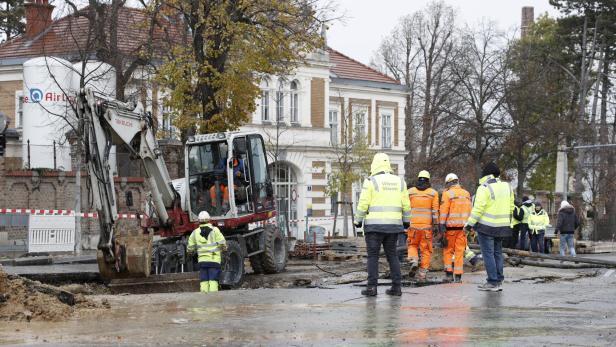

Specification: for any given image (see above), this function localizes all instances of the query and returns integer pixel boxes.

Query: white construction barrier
[28,214,75,253]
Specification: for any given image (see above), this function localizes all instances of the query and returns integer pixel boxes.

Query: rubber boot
[200,281,209,293]
[361,286,377,296]
[386,286,402,296]
[208,280,219,292]
[443,272,454,283]
[408,259,419,277]
[454,274,462,283]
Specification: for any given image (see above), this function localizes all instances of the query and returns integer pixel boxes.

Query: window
[276,79,285,122]
[15,91,23,128]
[354,108,367,141]
[290,81,299,123]
[329,109,338,145]
[261,80,270,121]
[381,113,392,148]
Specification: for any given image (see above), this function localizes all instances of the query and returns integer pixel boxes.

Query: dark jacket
[556,206,580,234]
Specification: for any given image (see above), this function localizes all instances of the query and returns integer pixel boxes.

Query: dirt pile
[0,265,109,322]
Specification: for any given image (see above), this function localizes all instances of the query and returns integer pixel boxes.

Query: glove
[463,224,472,233]
[353,220,363,229]
[403,222,410,229]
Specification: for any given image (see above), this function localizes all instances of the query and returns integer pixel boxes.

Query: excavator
[76,89,287,288]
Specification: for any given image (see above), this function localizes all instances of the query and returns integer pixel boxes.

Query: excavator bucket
[97,231,153,280]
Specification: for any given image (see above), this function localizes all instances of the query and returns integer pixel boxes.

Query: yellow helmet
[418,170,430,180]
[445,173,459,183]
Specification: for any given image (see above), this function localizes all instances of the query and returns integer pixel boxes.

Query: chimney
[521,6,534,38]
[25,0,54,39]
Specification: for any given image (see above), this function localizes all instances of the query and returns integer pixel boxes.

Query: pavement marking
[603,270,615,278]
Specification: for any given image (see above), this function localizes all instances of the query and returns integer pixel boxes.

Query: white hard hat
[445,173,459,183]
[198,211,210,222]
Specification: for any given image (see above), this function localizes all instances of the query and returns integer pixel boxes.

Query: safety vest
[521,204,535,224]
[439,185,471,228]
[529,209,550,234]
[512,206,522,226]
[210,184,229,208]
[187,223,226,263]
[409,187,439,229]
[467,175,514,229]
[355,173,411,226]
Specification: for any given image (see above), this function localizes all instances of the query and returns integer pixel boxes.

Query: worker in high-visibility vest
[464,162,514,292]
[407,170,439,282]
[529,202,550,253]
[354,153,411,296]
[187,211,227,293]
[439,173,472,283]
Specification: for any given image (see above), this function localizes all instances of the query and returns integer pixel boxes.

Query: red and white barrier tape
[0,208,140,219]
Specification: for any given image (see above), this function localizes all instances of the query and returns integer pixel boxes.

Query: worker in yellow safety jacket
[407,170,439,282]
[529,202,550,254]
[188,211,227,293]
[354,153,411,297]
[464,162,514,292]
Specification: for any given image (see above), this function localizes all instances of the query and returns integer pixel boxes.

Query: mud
[0,266,109,322]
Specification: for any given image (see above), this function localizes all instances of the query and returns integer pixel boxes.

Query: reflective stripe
[370,177,379,192]
[369,206,402,213]
[356,210,367,217]
[411,208,432,212]
[482,213,510,219]
[478,220,511,228]
[197,241,225,249]
[470,213,481,220]
[402,217,411,223]
[412,213,432,218]
[486,184,495,200]
[410,226,432,230]
[364,218,403,225]
[402,211,412,217]
[400,177,405,192]
[447,213,470,218]
[449,191,455,199]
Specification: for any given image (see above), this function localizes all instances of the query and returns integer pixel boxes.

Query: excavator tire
[220,240,244,288]
[249,255,264,274]
[262,225,287,274]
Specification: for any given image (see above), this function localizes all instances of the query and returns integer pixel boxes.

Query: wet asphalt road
[1,265,616,346]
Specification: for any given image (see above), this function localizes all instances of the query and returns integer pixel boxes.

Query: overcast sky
[326,0,562,65]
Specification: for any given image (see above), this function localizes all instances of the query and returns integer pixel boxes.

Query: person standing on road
[464,162,514,292]
[354,153,411,297]
[188,211,227,293]
[529,202,550,253]
[555,200,580,257]
[509,200,524,249]
[439,173,472,283]
[407,170,439,282]
[519,196,535,250]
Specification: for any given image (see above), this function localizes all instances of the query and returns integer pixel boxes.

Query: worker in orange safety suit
[439,173,472,283]
[407,170,439,281]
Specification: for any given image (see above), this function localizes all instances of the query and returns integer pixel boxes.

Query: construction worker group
[355,153,517,295]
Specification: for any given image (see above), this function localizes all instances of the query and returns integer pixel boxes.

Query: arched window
[290,80,299,123]
[276,78,285,122]
[261,79,270,121]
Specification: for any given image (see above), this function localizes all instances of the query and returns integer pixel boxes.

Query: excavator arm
[76,89,178,278]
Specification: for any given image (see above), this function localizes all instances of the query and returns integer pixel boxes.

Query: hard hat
[445,173,458,183]
[418,170,430,180]
[198,211,210,222]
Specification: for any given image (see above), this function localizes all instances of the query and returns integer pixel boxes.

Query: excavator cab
[186,132,275,224]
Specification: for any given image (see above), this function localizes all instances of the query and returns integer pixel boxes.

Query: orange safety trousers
[443,230,467,275]
[407,227,432,270]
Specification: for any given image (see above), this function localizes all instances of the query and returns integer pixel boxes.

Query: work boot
[416,268,428,282]
[443,272,454,283]
[454,274,462,283]
[361,286,377,296]
[408,259,419,277]
[385,286,402,296]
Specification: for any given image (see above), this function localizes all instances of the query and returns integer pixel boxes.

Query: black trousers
[366,232,401,287]
[508,224,520,249]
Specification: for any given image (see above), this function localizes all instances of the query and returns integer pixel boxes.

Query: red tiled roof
[0,6,180,61]
[327,47,399,85]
